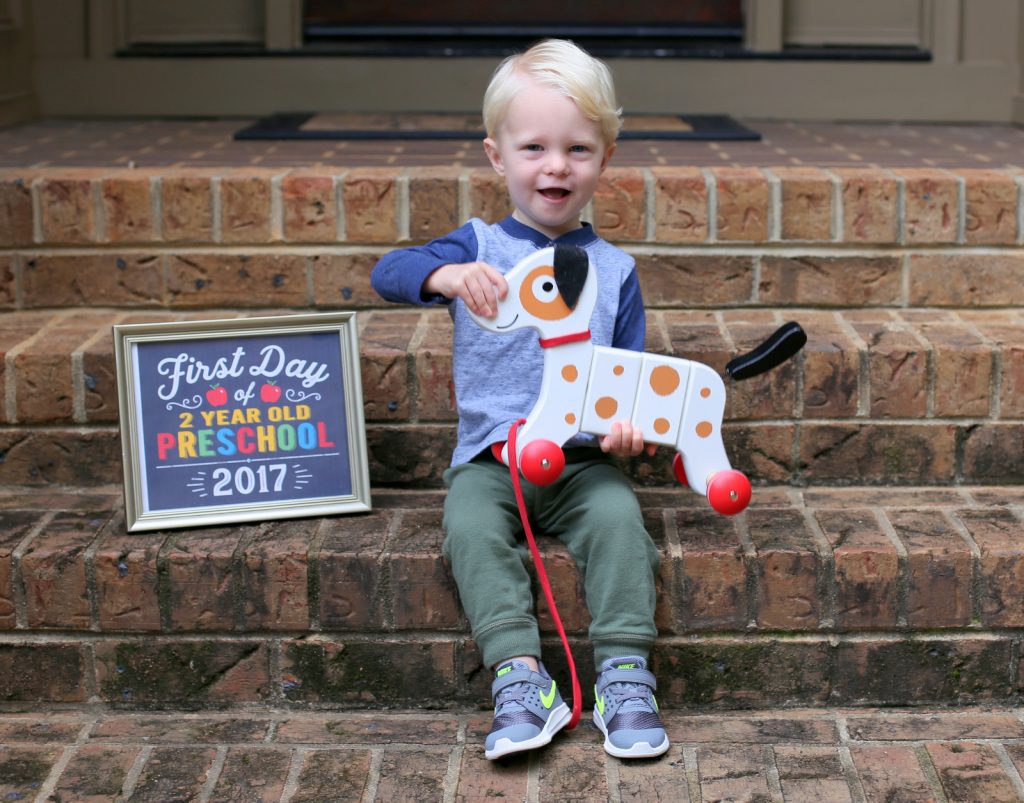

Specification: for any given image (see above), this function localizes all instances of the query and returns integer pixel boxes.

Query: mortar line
[955,174,967,245]
[913,743,951,803]
[82,526,104,632]
[33,743,77,803]
[11,251,23,308]
[764,744,785,802]
[306,517,329,632]
[1016,174,1024,247]
[832,309,871,418]
[682,745,702,803]
[119,745,154,800]
[30,176,43,244]
[954,310,1002,420]
[2,311,60,423]
[992,742,1024,801]
[895,173,906,246]
[267,637,284,706]
[802,507,836,629]
[11,240,1024,259]
[526,749,540,803]
[702,168,717,242]
[397,171,410,242]
[442,745,464,803]
[824,169,843,242]
[151,174,163,242]
[872,508,909,627]
[750,253,763,304]
[270,173,284,243]
[944,508,984,626]
[734,509,759,630]
[335,171,347,242]
[279,746,307,803]
[458,170,471,226]
[837,739,868,803]
[901,250,912,309]
[197,745,228,803]
[92,175,105,244]
[643,167,656,242]
[11,510,57,629]
[766,168,782,242]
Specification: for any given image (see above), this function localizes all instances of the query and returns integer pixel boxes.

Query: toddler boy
[371,39,668,761]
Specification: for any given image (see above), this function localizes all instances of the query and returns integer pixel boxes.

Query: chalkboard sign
[114,313,370,532]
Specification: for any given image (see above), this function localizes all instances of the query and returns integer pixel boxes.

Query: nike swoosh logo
[595,693,605,716]
[539,681,557,709]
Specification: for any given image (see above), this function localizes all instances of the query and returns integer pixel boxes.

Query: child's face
[484,78,615,240]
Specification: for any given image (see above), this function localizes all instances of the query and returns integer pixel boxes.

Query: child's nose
[545,153,570,176]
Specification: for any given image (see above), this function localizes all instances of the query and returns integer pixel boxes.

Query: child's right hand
[424,262,508,318]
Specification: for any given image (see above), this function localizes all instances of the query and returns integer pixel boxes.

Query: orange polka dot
[654,418,671,435]
[700,387,712,398]
[650,365,680,396]
[613,365,624,376]
[595,397,618,419]
[565,413,577,425]
[696,421,713,438]
[561,365,578,382]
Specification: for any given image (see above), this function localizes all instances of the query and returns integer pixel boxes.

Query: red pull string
[505,420,581,730]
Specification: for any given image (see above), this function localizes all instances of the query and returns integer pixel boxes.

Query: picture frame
[114,312,371,532]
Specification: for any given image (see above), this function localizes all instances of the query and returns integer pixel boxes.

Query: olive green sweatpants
[442,449,660,671]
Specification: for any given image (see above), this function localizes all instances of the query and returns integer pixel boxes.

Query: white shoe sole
[485,702,572,760]
[593,709,671,759]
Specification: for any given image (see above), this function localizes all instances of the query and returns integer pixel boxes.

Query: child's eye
[570,145,591,153]
[525,144,543,152]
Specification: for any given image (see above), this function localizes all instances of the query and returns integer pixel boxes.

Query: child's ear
[484,138,505,176]
[600,142,616,173]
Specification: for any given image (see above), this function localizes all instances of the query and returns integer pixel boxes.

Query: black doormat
[234,112,760,141]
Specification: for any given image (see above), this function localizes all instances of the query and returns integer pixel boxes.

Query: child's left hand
[600,420,658,458]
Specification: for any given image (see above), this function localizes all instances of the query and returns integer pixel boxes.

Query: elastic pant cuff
[477,621,542,671]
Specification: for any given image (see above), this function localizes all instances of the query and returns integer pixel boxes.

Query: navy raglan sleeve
[612,265,646,352]
[370,222,479,306]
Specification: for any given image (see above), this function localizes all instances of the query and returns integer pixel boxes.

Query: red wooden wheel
[672,453,688,486]
[707,470,751,516]
[519,439,565,486]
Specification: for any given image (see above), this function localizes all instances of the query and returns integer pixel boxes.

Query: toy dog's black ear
[553,244,589,310]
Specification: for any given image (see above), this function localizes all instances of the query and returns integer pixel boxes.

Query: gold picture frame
[114,312,371,532]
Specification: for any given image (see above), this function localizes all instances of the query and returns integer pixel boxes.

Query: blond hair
[483,39,622,145]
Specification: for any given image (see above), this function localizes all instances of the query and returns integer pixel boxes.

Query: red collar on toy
[539,329,592,349]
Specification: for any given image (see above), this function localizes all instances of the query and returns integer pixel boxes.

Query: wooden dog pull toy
[469,245,805,515]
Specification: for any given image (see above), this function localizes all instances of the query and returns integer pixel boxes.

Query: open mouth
[496,314,519,330]
[539,188,570,201]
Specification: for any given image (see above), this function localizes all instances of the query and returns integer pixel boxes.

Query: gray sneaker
[484,660,571,760]
[593,656,670,758]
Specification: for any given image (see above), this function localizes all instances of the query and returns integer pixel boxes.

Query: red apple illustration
[260,381,282,403]
[206,385,228,406]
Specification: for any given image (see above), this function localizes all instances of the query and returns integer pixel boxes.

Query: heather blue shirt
[371,216,645,466]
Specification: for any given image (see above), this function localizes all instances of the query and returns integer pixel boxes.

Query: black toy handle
[725,322,807,381]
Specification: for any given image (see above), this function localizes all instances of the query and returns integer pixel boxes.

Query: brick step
[3,166,1022,250]
[5,708,1024,802]
[2,307,1023,488]
[5,240,1024,313]
[1,486,1023,709]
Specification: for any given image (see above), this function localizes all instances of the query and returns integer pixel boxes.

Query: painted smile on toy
[496,315,519,330]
